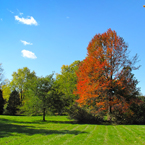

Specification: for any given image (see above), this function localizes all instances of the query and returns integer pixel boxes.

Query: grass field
[0,115,145,145]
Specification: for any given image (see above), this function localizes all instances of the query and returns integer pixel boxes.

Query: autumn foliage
[75,29,140,118]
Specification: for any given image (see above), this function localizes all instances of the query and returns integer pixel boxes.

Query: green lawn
[0,115,145,145]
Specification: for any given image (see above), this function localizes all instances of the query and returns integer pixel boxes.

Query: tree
[56,60,80,108]
[22,74,54,121]
[75,29,140,120]
[1,80,11,114]
[34,74,54,121]
[0,64,4,114]
[6,90,21,115]
[11,67,36,101]
[130,96,145,124]
[1,79,11,102]
[48,81,70,115]
[0,63,4,87]
[0,90,4,114]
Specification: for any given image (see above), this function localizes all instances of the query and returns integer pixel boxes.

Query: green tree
[1,80,11,114]
[11,67,36,101]
[6,90,21,115]
[1,79,11,102]
[48,82,70,115]
[56,60,80,108]
[22,74,54,121]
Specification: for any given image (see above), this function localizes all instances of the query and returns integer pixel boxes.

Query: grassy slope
[0,115,145,145]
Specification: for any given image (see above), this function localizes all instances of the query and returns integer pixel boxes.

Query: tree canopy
[10,67,36,101]
[21,74,54,121]
[56,60,80,106]
[75,29,140,120]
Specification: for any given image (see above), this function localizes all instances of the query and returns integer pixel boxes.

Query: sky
[0,0,145,95]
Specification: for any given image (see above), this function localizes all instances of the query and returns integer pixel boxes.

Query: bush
[67,103,103,124]
[111,96,145,124]
[130,100,145,124]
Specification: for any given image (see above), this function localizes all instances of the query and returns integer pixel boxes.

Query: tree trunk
[43,108,46,121]
[108,97,112,121]
[108,103,112,114]
[20,89,22,102]
[108,53,113,121]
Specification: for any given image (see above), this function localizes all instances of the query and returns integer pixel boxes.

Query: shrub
[68,103,103,124]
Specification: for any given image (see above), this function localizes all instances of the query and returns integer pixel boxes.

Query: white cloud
[7,9,14,14]
[21,50,37,59]
[21,40,33,45]
[15,15,38,25]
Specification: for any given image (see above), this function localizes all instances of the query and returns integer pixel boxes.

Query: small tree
[35,74,54,121]
[22,74,54,121]
[6,90,21,115]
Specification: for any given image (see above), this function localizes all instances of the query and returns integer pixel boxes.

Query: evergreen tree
[0,90,4,114]
[7,90,21,115]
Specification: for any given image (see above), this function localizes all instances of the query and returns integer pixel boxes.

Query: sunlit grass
[0,115,145,145]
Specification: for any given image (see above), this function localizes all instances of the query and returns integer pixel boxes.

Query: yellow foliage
[1,80,11,102]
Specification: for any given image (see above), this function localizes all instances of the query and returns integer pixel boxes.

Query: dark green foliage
[6,90,21,115]
[108,67,141,123]
[48,82,72,115]
[68,103,103,124]
[48,89,66,115]
[0,90,4,114]
[129,96,145,124]
[108,96,145,124]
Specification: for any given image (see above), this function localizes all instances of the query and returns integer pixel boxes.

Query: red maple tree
[75,29,140,118]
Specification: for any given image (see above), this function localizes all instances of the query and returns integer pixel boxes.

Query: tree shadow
[0,118,77,124]
[0,119,87,138]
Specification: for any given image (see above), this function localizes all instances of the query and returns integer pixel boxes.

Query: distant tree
[0,64,4,114]
[1,79,11,102]
[75,29,140,121]
[48,82,70,115]
[0,90,4,114]
[6,90,21,115]
[0,63,4,87]
[56,60,80,108]
[10,67,36,101]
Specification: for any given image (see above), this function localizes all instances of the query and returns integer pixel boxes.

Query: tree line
[0,29,145,124]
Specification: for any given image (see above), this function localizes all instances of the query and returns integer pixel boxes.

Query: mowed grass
[0,115,145,145]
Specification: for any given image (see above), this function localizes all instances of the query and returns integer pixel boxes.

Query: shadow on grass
[0,118,107,125]
[0,120,87,138]
[0,118,77,124]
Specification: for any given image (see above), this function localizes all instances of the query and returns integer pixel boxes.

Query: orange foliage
[75,29,140,115]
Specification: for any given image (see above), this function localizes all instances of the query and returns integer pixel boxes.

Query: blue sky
[0,0,145,95]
